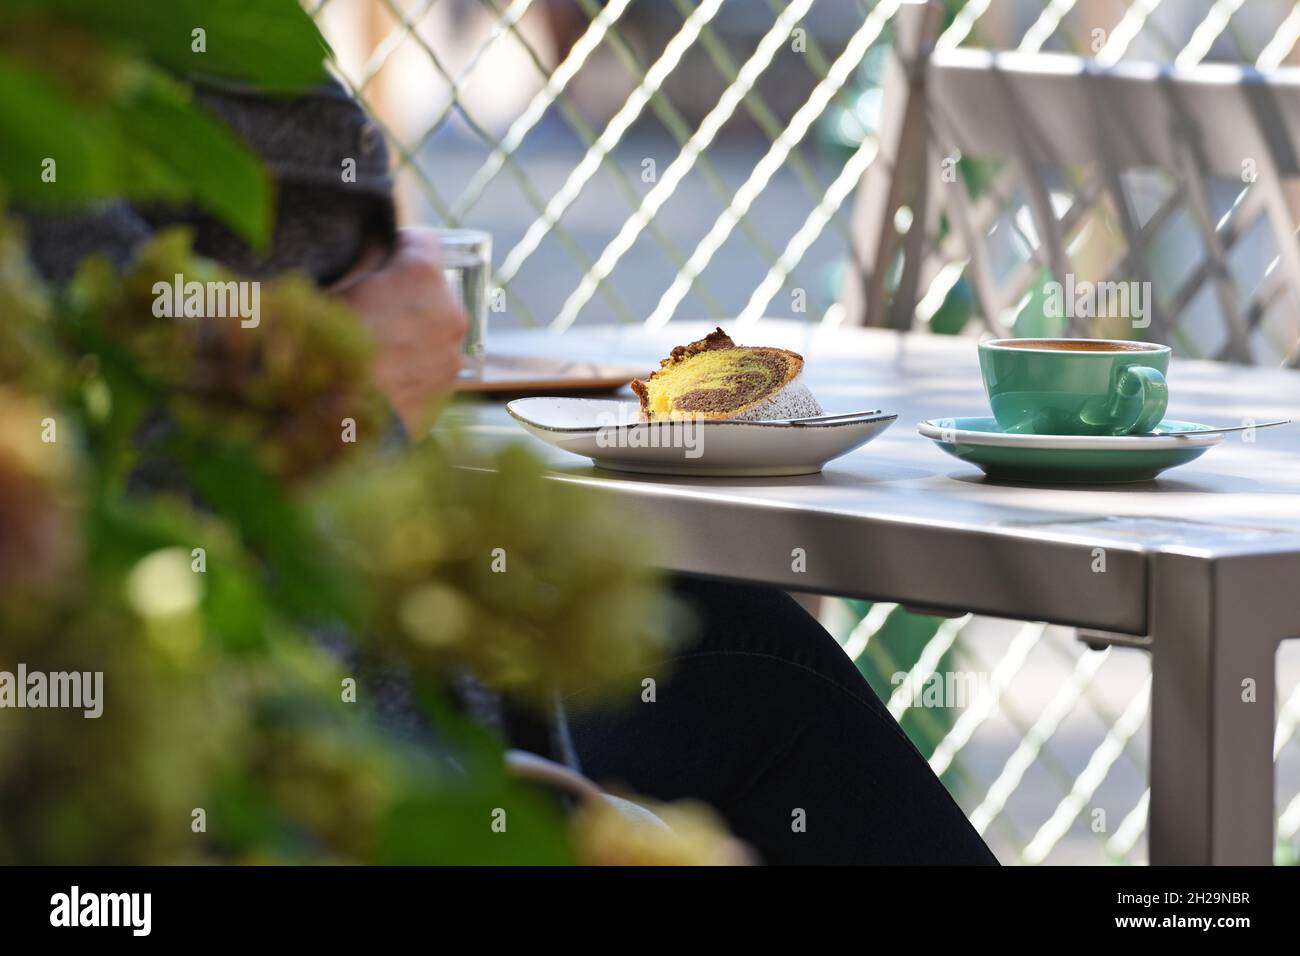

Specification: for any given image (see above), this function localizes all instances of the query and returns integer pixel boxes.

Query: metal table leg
[1149,550,1292,865]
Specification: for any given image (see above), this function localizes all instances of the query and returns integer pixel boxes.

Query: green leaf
[2,0,328,92]
[117,73,272,246]
[0,55,271,246]
[0,58,129,205]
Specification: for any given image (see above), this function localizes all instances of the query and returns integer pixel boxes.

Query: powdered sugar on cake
[729,373,823,421]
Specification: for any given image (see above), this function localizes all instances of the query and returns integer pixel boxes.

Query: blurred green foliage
[0,0,327,245]
[0,0,717,865]
[0,227,603,863]
[1,0,330,90]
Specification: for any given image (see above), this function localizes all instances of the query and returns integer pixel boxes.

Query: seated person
[22,77,994,866]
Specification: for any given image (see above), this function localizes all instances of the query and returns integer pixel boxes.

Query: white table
[456,321,1300,864]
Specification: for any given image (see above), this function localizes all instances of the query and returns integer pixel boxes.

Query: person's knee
[668,576,877,703]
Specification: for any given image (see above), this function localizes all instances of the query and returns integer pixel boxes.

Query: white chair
[842,0,1300,368]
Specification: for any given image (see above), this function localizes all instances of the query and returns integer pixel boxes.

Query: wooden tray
[454,353,640,394]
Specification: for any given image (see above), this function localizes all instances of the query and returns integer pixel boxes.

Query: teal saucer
[917,417,1224,483]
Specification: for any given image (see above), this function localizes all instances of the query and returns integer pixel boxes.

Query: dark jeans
[567,577,998,865]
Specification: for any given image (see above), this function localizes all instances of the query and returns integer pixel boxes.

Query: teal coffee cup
[978,338,1170,436]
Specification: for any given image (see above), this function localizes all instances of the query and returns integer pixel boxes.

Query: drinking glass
[437,228,491,368]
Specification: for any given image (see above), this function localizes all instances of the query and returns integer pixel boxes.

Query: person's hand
[333,226,468,433]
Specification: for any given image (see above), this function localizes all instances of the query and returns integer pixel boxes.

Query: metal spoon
[1149,419,1292,437]
[764,409,890,426]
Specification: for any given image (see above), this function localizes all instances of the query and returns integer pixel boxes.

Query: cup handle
[1114,365,1168,434]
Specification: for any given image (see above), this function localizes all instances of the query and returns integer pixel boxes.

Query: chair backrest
[843,2,1300,368]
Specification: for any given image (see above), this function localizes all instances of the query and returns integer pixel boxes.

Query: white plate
[507,397,897,476]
